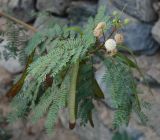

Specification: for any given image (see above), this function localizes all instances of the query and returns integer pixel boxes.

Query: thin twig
[106,27,117,40]
[0,11,37,32]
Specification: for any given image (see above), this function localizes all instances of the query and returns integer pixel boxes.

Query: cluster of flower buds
[112,10,130,27]
[93,22,106,37]
[94,22,125,56]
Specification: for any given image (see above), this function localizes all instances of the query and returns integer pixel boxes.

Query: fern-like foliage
[76,58,104,126]
[102,56,135,128]
[6,5,149,134]
[0,21,28,65]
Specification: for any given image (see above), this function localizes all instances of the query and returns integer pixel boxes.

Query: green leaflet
[112,130,132,140]
[103,56,145,128]
[116,52,138,69]
[76,59,104,126]
[66,26,83,36]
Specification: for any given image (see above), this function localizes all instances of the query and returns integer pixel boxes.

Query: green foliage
[0,22,28,65]
[112,130,132,140]
[102,56,134,128]
[6,6,149,134]
[76,59,104,126]
[45,78,69,133]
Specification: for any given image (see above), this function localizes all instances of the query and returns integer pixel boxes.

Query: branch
[6,50,35,98]
[68,61,79,129]
[0,11,37,32]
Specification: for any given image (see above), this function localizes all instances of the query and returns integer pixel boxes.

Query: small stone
[148,68,160,83]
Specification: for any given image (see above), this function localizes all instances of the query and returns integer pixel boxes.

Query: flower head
[105,39,117,56]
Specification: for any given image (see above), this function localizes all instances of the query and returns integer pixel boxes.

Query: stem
[68,61,79,129]
[106,27,116,40]
[102,29,106,43]
[6,50,35,98]
[89,44,105,54]
[0,11,37,32]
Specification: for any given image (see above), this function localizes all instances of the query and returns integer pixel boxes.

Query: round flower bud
[124,18,130,25]
[105,39,117,56]
[93,28,103,37]
[95,22,106,30]
[112,19,117,24]
[105,39,117,50]
[114,33,124,44]
[93,22,106,37]
[113,11,118,16]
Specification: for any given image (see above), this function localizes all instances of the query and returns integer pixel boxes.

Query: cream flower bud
[95,22,106,30]
[114,33,124,44]
[93,22,106,37]
[105,39,117,56]
[93,28,103,37]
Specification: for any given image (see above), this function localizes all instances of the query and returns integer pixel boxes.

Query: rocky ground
[0,0,160,140]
